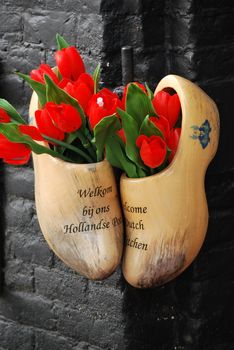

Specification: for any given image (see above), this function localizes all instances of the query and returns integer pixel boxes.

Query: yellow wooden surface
[29,92,123,280]
[121,75,220,288]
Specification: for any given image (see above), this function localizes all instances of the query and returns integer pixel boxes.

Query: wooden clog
[121,74,219,288]
[29,92,123,280]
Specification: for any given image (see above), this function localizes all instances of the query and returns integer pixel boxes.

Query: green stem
[45,149,74,163]
[43,135,94,163]
[76,130,97,161]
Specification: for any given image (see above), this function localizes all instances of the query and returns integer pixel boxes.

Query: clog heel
[121,74,219,288]
[29,92,123,280]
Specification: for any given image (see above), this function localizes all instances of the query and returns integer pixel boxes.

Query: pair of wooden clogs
[29,75,219,288]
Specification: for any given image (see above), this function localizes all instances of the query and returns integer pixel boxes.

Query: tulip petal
[167,94,181,128]
[19,125,44,141]
[35,109,64,140]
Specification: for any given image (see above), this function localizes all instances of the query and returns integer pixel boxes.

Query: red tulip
[63,73,94,113]
[167,128,181,162]
[55,46,85,81]
[152,91,181,128]
[45,102,82,133]
[149,115,170,142]
[35,108,64,141]
[19,125,44,141]
[122,82,147,109]
[30,64,59,84]
[0,108,10,123]
[87,88,123,129]
[136,134,167,168]
[0,133,31,165]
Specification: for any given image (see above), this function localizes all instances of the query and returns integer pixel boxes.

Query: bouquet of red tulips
[0,34,181,178]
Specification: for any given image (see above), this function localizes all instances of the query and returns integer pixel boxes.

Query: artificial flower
[45,102,82,133]
[30,64,59,84]
[35,107,64,141]
[149,115,170,142]
[0,108,10,123]
[87,88,123,129]
[63,73,94,112]
[0,133,31,165]
[136,134,167,168]
[167,128,181,162]
[19,125,44,141]
[55,46,85,81]
[152,91,181,128]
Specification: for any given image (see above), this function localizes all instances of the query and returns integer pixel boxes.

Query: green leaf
[145,82,154,100]
[0,99,26,125]
[117,108,146,172]
[93,63,101,94]
[44,74,86,128]
[56,33,70,50]
[42,134,94,163]
[0,123,71,162]
[17,72,47,107]
[126,83,156,127]
[140,115,164,138]
[105,134,139,178]
[93,115,121,162]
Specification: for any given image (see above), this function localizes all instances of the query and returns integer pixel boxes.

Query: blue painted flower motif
[190,119,211,149]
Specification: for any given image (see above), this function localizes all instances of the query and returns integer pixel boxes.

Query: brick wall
[0,0,234,349]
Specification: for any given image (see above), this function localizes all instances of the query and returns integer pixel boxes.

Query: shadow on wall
[121,264,201,349]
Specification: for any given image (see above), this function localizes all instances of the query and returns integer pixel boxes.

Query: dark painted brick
[4,260,34,292]
[0,12,22,34]
[89,318,125,349]
[141,0,164,13]
[0,75,25,111]
[134,49,166,86]
[101,0,142,15]
[55,304,93,340]
[193,239,234,281]
[165,15,195,49]
[4,196,35,230]
[35,329,75,350]
[206,171,234,210]
[46,0,102,14]
[0,1,234,349]
[35,266,88,305]
[4,167,34,201]
[73,342,104,350]
[103,15,143,53]
[76,14,103,56]
[4,0,47,7]
[0,318,34,350]
[194,47,234,82]
[23,10,77,48]
[88,282,123,319]
[0,291,57,330]
[200,81,234,174]
[204,209,234,248]
[142,15,164,47]
[165,49,198,81]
